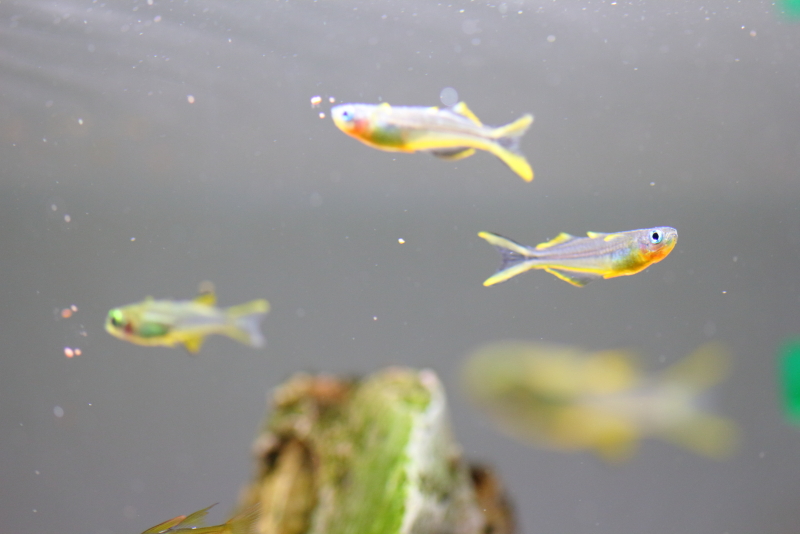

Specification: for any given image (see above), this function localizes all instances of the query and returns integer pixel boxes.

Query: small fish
[331,101,534,181]
[479,226,677,287]
[105,282,269,354]
[462,341,739,462]
[140,503,257,534]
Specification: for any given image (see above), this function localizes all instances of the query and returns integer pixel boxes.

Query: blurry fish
[140,503,257,534]
[462,341,739,462]
[478,227,677,287]
[331,102,534,181]
[105,282,269,354]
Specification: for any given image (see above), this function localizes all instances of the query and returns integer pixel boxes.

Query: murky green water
[2,1,800,533]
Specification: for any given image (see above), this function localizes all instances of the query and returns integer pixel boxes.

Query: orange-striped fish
[479,227,677,287]
[331,102,534,181]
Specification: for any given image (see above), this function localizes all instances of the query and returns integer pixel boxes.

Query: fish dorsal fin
[378,102,392,110]
[180,503,217,528]
[184,336,205,354]
[451,102,482,126]
[535,232,576,250]
[543,268,603,287]
[195,281,216,306]
[587,231,624,242]
[582,350,639,393]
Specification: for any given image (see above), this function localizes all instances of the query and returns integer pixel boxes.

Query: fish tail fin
[489,114,534,182]
[662,342,731,390]
[660,413,740,460]
[478,231,538,286]
[225,299,270,348]
[659,342,740,459]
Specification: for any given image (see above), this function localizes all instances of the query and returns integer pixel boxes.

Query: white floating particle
[130,237,136,241]
[732,256,738,262]
[51,204,57,211]
[54,406,64,418]
[187,94,195,104]
[154,15,161,22]
[35,470,40,475]
[318,112,325,119]
[398,238,405,244]
[77,118,83,125]
[750,30,757,37]
[328,96,335,103]
[64,214,71,222]
[310,95,322,107]
[64,347,74,358]
[373,316,378,321]
[547,35,556,43]
[650,181,655,186]
[439,87,458,107]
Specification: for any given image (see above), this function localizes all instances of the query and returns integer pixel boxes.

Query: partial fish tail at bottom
[478,232,539,286]
[489,114,534,181]
[224,299,270,348]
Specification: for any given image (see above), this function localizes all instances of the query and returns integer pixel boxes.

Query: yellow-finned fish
[140,503,257,534]
[331,102,534,181]
[105,282,269,354]
[478,226,677,287]
[462,341,740,462]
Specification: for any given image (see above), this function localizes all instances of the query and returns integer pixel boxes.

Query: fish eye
[649,230,663,244]
[108,309,125,327]
[339,107,354,122]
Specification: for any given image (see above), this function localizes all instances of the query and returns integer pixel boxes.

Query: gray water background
[2,1,800,533]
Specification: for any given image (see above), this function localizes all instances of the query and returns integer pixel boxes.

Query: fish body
[105,283,269,353]
[331,101,534,181]
[479,226,677,287]
[462,341,739,462]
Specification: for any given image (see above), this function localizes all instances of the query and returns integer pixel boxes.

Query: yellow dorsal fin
[184,335,205,354]
[582,350,639,393]
[585,231,606,239]
[378,102,392,110]
[535,232,575,250]
[195,280,216,306]
[451,102,482,126]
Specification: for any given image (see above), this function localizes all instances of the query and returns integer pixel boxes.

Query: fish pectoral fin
[430,147,476,160]
[451,102,483,126]
[543,268,603,287]
[183,335,205,354]
[534,232,576,250]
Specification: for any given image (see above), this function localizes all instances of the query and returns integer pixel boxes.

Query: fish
[140,503,258,534]
[105,282,269,354]
[330,101,534,181]
[462,341,739,462]
[478,226,677,287]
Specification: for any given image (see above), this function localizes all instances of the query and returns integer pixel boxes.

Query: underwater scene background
[2,1,800,533]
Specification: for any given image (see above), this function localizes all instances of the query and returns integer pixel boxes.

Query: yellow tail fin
[489,114,534,182]
[225,299,270,348]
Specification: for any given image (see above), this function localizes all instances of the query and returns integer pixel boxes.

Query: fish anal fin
[535,232,576,250]
[183,336,205,354]
[451,101,483,126]
[543,268,602,287]
[431,147,476,160]
[194,281,217,306]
